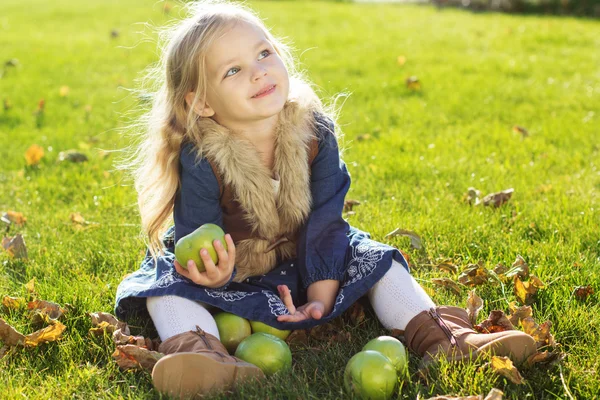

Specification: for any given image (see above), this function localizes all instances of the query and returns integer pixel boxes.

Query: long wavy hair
[116,0,346,260]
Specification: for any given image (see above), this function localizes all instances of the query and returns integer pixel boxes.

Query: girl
[114,1,536,398]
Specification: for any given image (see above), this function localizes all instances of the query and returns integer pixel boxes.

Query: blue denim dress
[114,122,409,331]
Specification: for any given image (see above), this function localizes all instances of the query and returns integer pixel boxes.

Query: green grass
[1,0,599,398]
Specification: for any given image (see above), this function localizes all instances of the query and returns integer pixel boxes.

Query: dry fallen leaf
[112,344,163,371]
[2,296,26,310]
[480,189,514,207]
[343,199,361,213]
[512,125,529,137]
[385,228,422,250]
[25,278,36,294]
[463,187,481,205]
[431,278,463,295]
[27,299,66,321]
[466,290,483,325]
[24,144,45,166]
[521,317,556,348]
[406,76,421,91]
[343,301,366,325]
[58,150,88,163]
[113,329,147,347]
[573,285,594,300]
[2,234,28,259]
[507,302,532,327]
[484,388,504,400]
[493,263,508,275]
[0,318,26,346]
[423,395,481,400]
[59,86,70,97]
[397,55,407,66]
[458,263,493,286]
[475,310,515,334]
[514,275,544,305]
[490,356,525,384]
[503,255,529,280]
[23,319,66,346]
[2,211,27,226]
[436,261,458,274]
[70,212,86,225]
[89,312,130,336]
[525,349,566,368]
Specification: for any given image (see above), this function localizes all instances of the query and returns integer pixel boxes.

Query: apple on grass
[174,223,227,272]
[362,336,408,375]
[344,350,398,400]
[250,320,291,340]
[213,312,252,354]
[234,332,292,376]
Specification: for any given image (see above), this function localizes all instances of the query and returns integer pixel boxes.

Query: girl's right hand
[173,234,236,289]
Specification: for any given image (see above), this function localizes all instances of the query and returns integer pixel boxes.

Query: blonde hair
[117,0,346,260]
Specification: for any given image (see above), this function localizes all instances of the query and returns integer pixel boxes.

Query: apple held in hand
[362,336,408,375]
[344,350,398,400]
[214,312,252,354]
[250,320,291,341]
[174,223,227,272]
[234,332,292,376]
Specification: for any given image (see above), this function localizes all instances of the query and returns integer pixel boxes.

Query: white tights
[146,259,435,342]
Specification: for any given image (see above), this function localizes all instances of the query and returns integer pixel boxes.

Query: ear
[185,92,215,117]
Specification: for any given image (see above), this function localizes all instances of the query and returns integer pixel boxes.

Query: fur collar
[193,96,321,281]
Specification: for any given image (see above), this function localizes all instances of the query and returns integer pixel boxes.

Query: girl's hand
[174,234,236,289]
[276,284,325,323]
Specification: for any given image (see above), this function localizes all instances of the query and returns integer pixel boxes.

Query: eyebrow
[216,40,270,77]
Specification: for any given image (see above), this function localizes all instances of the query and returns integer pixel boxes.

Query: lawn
[0,0,599,398]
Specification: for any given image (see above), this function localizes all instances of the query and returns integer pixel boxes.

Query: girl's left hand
[276,284,325,323]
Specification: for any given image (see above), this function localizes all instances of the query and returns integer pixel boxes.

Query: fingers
[277,285,296,315]
[225,234,235,268]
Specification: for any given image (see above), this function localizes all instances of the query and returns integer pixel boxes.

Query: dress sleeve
[297,114,351,289]
[173,142,236,289]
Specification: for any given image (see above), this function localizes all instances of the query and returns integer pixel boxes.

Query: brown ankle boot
[404,306,537,367]
[152,326,265,399]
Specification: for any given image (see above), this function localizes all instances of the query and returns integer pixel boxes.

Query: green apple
[362,336,408,375]
[344,350,398,400]
[174,223,227,272]
[234,332,292,376]
[213,312,252,354]
[250,320,292,340]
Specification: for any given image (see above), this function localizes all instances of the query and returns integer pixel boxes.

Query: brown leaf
[512,125,529,137]
[285,329,309,346]
[89,312,130,336]
[343,301,366,325]
[112,329,147,347]
[480,189,514,207]
[2,296,26,310]
[573,285,594,300]
[25,278,36,294]
[463,187,481,205]
[526,350,566,368]
[405,76,421,91]
[27,300,66,321]
[23,320,66,346]
[112,344,163,371]
[2,234,28,259]
[1,211,27,226]
[436,262,458,274]
[343,199,361,213]
[503,255,529,280]
[431,278,463,295]
[514,275,544,305]
[385,228,422,250]
[423,396,481,400]
[58,150,88,163]
[458,263,493,286]
[0,318,26,346]
[70,212,87,225]
[484,388,504,400]
[507,302,532,327]
[490,356,525,384]
[466,290,483,325]
[493,263,508,275]
[521,317,556,348]
[475,310,515,333]
[24,144,45,166]
[356,134,372,141]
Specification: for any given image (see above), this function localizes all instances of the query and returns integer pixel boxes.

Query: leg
[146,295,220,341]
[367,259,435,331]
[368,259,537,367]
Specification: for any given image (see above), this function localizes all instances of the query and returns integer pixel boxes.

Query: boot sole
[152,352,265,399]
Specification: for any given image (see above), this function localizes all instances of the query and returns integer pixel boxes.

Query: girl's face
[194,21,290,130]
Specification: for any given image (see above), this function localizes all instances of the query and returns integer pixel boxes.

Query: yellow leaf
[25,144,44,166]
[405,76,421,91]
[2,296,26,310]
[490,355,525,384]
[59,86,70,97]
[23,320,66,346]
[70,212,86,225]
[27,300,66,320]
[2,211,27,226]
[397,55,407,66]
[466,290,483,325]
[0,318,26,346]
[431,278,463,295]
[25,278,36,293]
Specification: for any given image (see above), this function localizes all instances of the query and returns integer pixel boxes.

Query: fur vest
[193,98,322,282]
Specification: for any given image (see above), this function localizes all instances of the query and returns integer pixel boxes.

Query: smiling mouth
[252,85,276,98]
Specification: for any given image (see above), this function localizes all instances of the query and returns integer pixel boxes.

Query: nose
[251,63,267,81]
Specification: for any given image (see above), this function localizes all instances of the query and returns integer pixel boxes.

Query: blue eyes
[224,49,271,78]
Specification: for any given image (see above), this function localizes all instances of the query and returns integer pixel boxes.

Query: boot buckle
[428,308,458,347]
